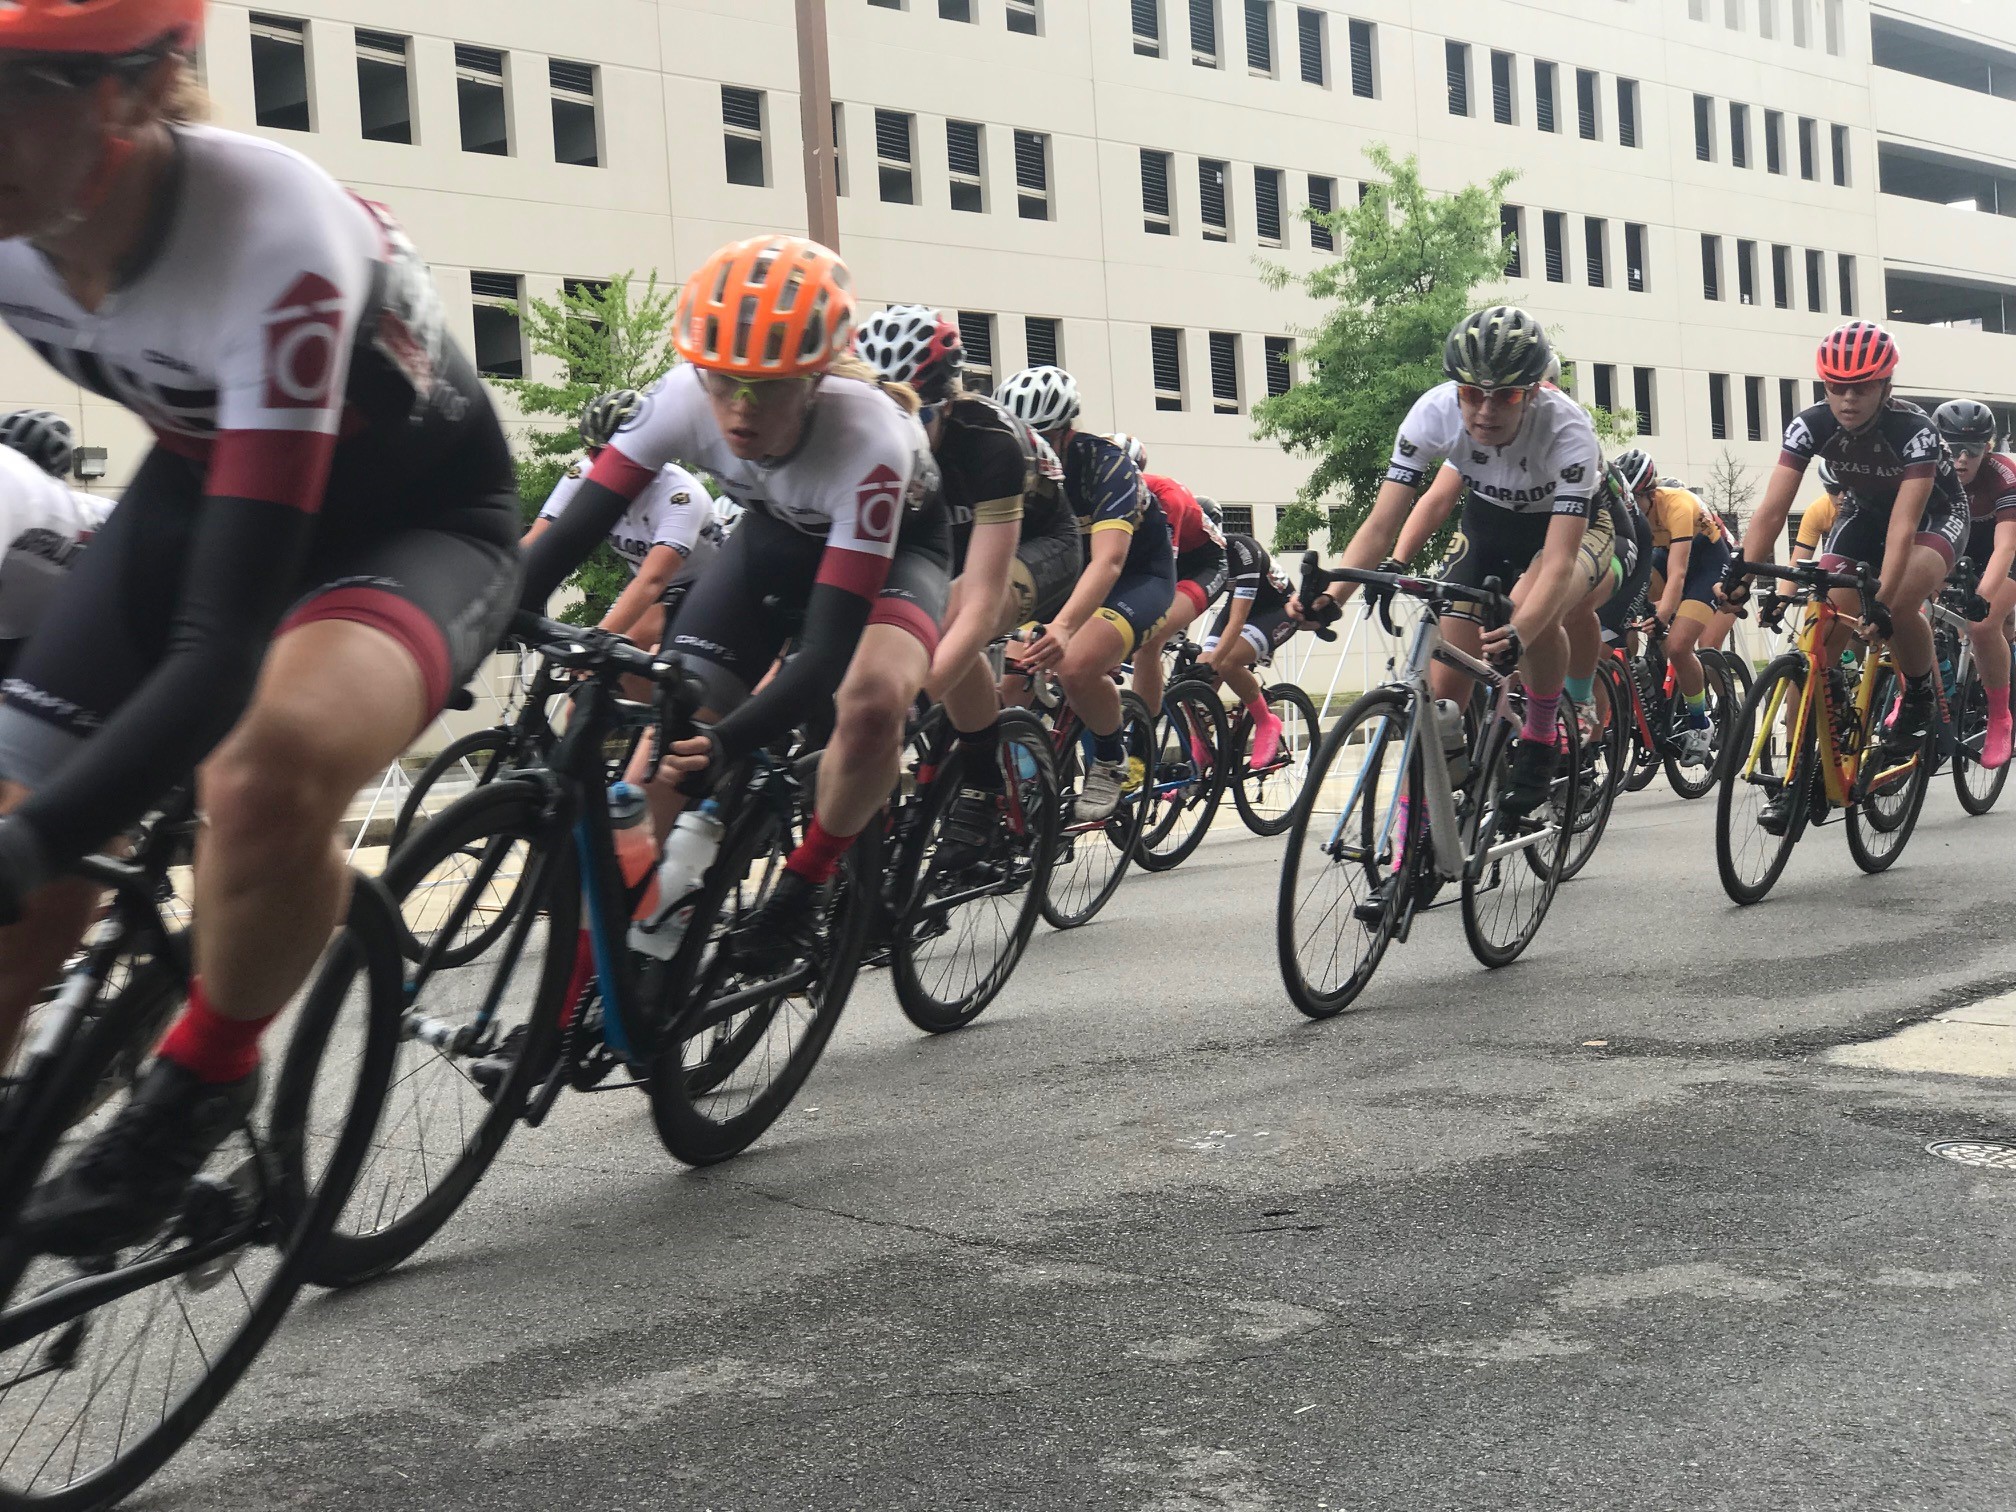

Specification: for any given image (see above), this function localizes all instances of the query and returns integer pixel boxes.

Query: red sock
[785,817,859,885]
[155,980,276,1084]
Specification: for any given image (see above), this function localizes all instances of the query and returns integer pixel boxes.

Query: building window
[1824,0,1842,54]
[355,29,412,144]
[1693,94,1713,162]
[1625,222,1646,292]
[1746,376,1766,441]
[1297,8,1326,85]
[1152,327,1185,410]
[722,86,767,186]
[1831,123,1850,186]
[550,59,600,167]
[1543,210,1566,283]
[1208,332,1242,414]
[1709,373,1730,440]
[455,44,510,155]
[1191,0,1220,67]
[1501,204,1524,277]
[1701,234,1722,300]
[947,120,985,212]
[1689,0,1708,16]
[1592,363,1615,412]
[958,312,995,392]
[1729,102,1749,168]
[250,14,311,132]
[561,278,611,384]
[1006,0,1040,34]
[470,271,524,379]
[1200,158,1230,241]
[1445,41,1470,117]
[1348,18,1376,97]
[1736,239,1757,304]
[1245,0,1274,74]
[1576,68,1599,140]
[1141,149,1173,234]
[1838,253,1856,315]
[1133,0,1162,56]
[1798,116,1817,180]
[1222,504,1256,536]
[1771,244,1793,308]
[1792,0,1810,45]
[1025,316,1060,368]
[1779,378,1799,435]
[1725,0,1743,26]
[1265,336,1293,396]
[1633,367,1656,435]
[1812,378,1826,404]
[940,0,973,18]
[832,102,848,196]
[1764,110,1784,174]
[1013,129,1051,219]
[1309,175,1336,252]
[868,0,900,7]
[876,109,915,204]
[1585,217,1607,288]
[1254,167,1283,247]
[1491,50,1515,125]
[1759,0,1777,38]
[1617,78,1639,148]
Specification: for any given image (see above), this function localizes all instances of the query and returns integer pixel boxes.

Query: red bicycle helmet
[1816,321,1898,384]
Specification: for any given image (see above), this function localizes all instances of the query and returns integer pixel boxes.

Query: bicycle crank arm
[682,965,818,1033]
[0,1215,264,1350]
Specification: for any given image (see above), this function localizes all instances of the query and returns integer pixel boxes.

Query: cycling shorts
[1006,507,1082,630]
[1090,510,1177,659]
[1817,488,1966,577]
[0,439,521,793]
[666,503,951,715]
[1203,601,1299,667]
[1440,492,1613,624]
[1649,537,1735,626]
[1598,512,1655,643]
[1965,519,2016,582]
[1173,541,1229,616]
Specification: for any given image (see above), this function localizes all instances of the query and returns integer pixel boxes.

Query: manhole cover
[1926,1140,2016,1170]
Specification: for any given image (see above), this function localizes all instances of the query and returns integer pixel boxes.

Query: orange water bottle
[607,781,661,920]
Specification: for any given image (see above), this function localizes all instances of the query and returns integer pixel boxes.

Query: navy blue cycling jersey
[1061,431,1170,571]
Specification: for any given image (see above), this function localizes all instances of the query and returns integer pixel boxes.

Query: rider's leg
[1131,593,1198,718]
[1667,613,1707,700]
[1058,615,1129,742]
[0,782,101,1068]
[1881,543,1948,680]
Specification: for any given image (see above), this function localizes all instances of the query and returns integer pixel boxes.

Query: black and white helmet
[0,409,74,478]
[579,389,643,450]
[1194,494,1225,530]
[1109,433,1147,471]
[1816,459,1841,492]
[1934,398,1998,449]
[995,365,1081,432]
[1611,448,1657,494]
[854,304,964,403]
[1443,305,1553,390]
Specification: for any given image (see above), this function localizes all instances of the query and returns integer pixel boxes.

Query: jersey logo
[1471,450,1489,464]
[262,273,346,411]
[1784,416,1814,453]
[1396,436,1419,458]
[855,463,903,544]
[1560,463,1586,484]
[669,490,691,504]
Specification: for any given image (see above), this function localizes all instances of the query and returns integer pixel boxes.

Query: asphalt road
[140,777,2016,1512]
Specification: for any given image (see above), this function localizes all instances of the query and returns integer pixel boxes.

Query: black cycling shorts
[1091,519,1177,659]
[1599,512,1655,642]
[1818,490,1966,576]
[1965,519,2016,581]
[1204,601,1299,666]
[1007,510,1082,628]
[1650,536,1735,625]
[1439,494,1612,624]
[667,504,952,714]
[1174,542,1229,616]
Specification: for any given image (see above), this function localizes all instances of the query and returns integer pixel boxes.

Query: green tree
[498,271,682,624]
[1254,145,1516,557]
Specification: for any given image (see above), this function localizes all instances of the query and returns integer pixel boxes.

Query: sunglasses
[1822,380,1884,399]
[698,369,814,408]
[1950,441,1992,458]
[1456,384,1532,406]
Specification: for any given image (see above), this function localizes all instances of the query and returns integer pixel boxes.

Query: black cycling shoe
[1758,789,1795,836]
[730,870,825,977]
[469,1023,560,1101]
[1353,872,1401,924]
[933,783,1002,874]
[20,1058,261,1258]
[1498,737,1558,819]
[1880,686,1935,755]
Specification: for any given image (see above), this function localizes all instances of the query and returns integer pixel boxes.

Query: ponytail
[826,351,922,417]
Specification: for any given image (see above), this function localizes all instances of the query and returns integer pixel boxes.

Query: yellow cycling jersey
[1643,485,1726,551]
[1794,493,1837,551]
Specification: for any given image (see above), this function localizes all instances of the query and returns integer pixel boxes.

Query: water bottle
[629,799,724,960]
[607,783,660,917]
[1434,699,1469,786]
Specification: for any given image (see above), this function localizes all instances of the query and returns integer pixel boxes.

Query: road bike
[1927,559,2012,817]
[1161,631,1322,838]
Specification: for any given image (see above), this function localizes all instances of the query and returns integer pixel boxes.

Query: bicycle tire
[296,781,575,1287]
[1555,692,1624,883]
[1715,655,1814,905]
[1662,660,1729,801]
[0,881,401,1511]
[1275,686,1412,1019]
[1847,735,1934,874]
[389,727,520,854]
[1953,671,2012,817]
[1040,692,1156,929]
[892,713,1059,1033]
[1232,682,1322,837]
[1465,705,1575,968]
[1136,683,1226,872]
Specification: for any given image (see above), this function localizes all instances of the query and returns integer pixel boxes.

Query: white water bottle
[1434,699,1469,786]
[629,799,724,960]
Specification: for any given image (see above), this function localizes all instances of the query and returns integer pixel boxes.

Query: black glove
[1966,591,1993,623]
[1361,559,1405,618]
[0,815,51,928]
[1865,599,1895,641]
[1487,623,1525,674]
[1304,594,1343,627]
[1757,592,1792,632]
[1717,564,1752,608]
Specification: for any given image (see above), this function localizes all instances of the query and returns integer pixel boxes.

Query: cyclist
[1200,526,1301,765]
[1787,460,1844,574]
[0,439,113,676]
[994,366,1175,821]
[522,236,943,970]
[0,0,524,1254]
[523,390,719,647]
[853,303,1079,857]
[1934,399,2016,768]
[1112,436,1228,721]
[1616,450,1732,765]
[0,407,77,480]
[1726,322,1964,817]
[1297,306,1611,812]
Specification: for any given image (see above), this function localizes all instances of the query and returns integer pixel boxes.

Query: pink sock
[1521,690,1563,742]
[1245,695,1274,724]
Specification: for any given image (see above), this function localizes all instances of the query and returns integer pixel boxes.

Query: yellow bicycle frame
[1744,596,1918,807]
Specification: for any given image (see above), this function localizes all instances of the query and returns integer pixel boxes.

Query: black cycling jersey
[1061,430,1169,574]
[938,394,1036,566]
[1780,398,1963,513]
[1223,533,1290,613]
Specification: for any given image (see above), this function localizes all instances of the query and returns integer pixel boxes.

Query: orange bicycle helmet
[673,235,855,378]
[0,0,205,55]
[1816,320,1898,384]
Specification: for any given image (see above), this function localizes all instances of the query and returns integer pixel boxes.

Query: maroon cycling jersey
[1779,398,1963,514]
[1964,453,2016,523]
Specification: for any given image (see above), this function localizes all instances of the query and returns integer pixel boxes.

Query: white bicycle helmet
[995,365,1081,432]
[579,389,643,450]
[1108,432,1147,471]
[855,304,963,403]
[0,409,74,478]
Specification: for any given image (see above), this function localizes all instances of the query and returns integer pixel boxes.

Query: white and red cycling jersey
[585,364,935,606]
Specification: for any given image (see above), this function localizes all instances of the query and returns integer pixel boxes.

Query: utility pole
[795,0,841,249]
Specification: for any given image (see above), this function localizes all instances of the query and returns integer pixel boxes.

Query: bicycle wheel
[1136,683,1226,872]
[1662,660,1730,800]
[1465,704,1576,967]
[389,726,520,854]
[1847,733,1934,874]
[1232,682,1322,836]
[1555,691,1623,883]
[1703,647,1754,704]
[1276,687,1414,1019]
[648,797,881,1166]
[892,713,1061,1033]
[296,781,575,1287]
[1715,655,1815,905]
[1953,671,2012,816]
[0,884,400,1511]
[1619,660,1664,793]
[1040,692,1156,929]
